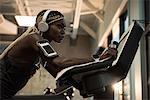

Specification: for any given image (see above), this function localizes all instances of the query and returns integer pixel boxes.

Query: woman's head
[36,9,64,31]
[35,9,66,43]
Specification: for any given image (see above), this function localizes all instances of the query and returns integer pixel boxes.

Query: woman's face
[45,19,66,43]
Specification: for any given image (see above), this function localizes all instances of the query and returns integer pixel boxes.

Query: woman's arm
[52,56,94,70]
[42,47,117,78]
[43,56,94,78]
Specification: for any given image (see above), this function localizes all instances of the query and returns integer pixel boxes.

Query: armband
[36,39,58,57]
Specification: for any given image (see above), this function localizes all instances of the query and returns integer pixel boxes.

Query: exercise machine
[54,21,144,99]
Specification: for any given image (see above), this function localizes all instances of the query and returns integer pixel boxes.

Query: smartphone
[37,40,58,57]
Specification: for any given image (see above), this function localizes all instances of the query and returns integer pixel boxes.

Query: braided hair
[35,9,64,29]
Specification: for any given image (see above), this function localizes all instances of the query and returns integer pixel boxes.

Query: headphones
[38,10,51,32]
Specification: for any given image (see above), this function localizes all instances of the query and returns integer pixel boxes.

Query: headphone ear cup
[38,21,49,32]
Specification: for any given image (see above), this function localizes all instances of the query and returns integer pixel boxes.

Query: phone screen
[43,45,55,54]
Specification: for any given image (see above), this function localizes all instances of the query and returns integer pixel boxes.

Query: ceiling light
[15,16,36,27]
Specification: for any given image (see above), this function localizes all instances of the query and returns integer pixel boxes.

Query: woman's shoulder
[26,33,43,42]
[19,33,42,51]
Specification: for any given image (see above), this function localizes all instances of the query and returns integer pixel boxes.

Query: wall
[97,0,127,47]
[95,0,145,100]
[101,0,122,33]
[128,0,145,100]
[148,35,150,100]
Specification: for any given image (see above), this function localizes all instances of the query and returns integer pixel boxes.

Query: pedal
[54,85,73,95]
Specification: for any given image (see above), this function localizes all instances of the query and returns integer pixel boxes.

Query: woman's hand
[99,47,118,60]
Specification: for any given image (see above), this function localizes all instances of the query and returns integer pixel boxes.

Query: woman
[0,9,117,99]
